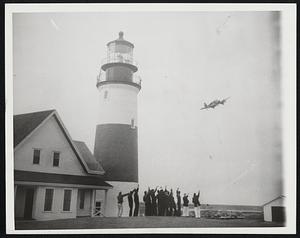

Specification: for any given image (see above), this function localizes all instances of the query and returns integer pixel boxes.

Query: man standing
[182,193,189,217]
[117,192,128,217]
[150,187,158,216]
[169,189,177,216]
[127,190,134,217]
[157,188,164,216]
[133,185,139,216]
[176,188,181,216]
[193,190,201,218]
[192,192,200,218]
[143,189,151,216]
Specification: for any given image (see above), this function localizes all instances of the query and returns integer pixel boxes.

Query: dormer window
[53,152,60,167]
[33,149,40,164]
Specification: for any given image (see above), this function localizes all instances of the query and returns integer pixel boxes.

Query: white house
[262,195,286,222]
[14,109,112,220]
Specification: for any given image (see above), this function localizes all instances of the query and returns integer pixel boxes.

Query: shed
[262,195,285,222]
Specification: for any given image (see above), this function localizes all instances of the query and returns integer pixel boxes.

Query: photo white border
[5,3,296,234]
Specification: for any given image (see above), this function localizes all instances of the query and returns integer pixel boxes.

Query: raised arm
[122,193,129,197]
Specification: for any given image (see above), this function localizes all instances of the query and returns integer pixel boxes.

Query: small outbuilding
[262,195,285,222]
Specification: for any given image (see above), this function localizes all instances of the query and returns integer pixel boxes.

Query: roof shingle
[14,110,55,147]
[73,140,105,173]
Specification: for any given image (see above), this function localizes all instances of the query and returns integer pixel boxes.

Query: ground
[15,217,284,230]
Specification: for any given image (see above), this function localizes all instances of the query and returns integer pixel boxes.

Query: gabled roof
[13,109,104,175]
[262,195,285,207]
[14,110,55,148]
[73,140,105,173]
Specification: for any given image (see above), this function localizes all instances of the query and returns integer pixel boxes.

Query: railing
[97,71,142,86]
[92,201,105,217]
[101,52,138,68]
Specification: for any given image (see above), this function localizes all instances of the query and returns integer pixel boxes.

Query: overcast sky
[13,11,283,206]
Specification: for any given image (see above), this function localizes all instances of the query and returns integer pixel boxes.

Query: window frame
[32,148,41,165]
[52,151,60,167]
[62,189,72,212]
[131,118,135,129]
[43,188,54,212]
[104,90,108,99]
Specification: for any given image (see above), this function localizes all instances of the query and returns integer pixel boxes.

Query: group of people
[117,185,201,218]
[143,186,179,216]
[117,185,140,217]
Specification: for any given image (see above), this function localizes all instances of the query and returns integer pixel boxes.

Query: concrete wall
[97,181,138,217]
[14,116,86,176]
[263,197,285,221]
[76,189,92,217]
[97,84,139,125]
[32,186,78,221]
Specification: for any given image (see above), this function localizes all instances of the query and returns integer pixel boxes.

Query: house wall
[76,189,92,217]
[14,116,86,176]
[263,197,285,221]
[32,186,78,221]
[15,186,26,218]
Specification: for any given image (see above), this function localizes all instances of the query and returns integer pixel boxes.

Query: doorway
[271,206,285,222]
[23,188,34,219]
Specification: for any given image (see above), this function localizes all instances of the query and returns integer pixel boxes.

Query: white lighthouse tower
[94,32,141,217]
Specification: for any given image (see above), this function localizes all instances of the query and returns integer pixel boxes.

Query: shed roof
[262,195,285,207]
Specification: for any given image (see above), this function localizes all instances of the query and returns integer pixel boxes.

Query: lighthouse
[94,32,141,217]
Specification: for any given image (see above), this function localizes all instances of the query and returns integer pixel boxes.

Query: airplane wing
[209,100,218,106]
[220,97,230,104]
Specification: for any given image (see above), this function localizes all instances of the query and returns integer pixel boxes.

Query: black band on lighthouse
[94,124,138,182]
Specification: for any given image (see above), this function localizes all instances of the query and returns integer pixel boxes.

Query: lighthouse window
[131,119,135,128]
[104,91,108,99]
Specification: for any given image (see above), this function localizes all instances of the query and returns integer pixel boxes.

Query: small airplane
[200,97,230,110]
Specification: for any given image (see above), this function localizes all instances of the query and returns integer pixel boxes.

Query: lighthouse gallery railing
[97,72,142,86]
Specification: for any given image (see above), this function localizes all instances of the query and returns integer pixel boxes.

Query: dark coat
[134,189,139,204]
[183,195,189,206]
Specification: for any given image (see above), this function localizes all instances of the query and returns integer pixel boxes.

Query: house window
[53,152,60,167]
[63,189,72,211]
[79,190,85,209]
[104,90,108,99]
[44,189,54,211]
[33,149,40,164]
[131,119,135,128]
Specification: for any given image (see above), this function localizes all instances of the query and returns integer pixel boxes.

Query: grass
[15,216,284,230]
